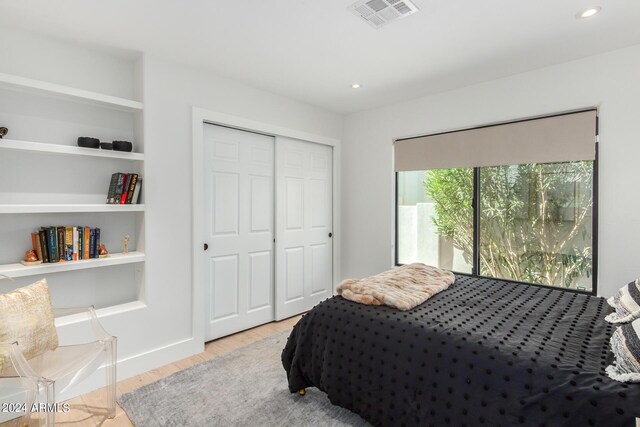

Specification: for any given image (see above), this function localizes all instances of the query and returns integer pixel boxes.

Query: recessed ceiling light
[577,6,601,19]
[351,83,361,89]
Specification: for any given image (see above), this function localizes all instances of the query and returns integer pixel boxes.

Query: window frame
[394,114,599,296]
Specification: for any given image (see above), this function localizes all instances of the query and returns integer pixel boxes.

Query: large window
[397,168,473,274]
[395,111,597,293]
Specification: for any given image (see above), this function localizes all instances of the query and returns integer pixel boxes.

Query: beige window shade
[394,110,597,171]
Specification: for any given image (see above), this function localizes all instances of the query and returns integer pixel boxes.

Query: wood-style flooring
[54,315,301,426]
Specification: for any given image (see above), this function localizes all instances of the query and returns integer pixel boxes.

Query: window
[394,110,597,293]
[479,162,594,290]
[397,168,473,274]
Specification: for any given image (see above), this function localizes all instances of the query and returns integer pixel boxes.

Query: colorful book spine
[113,173,125,205]
[131,178,142,204]
[73,227,79,261]
[95,228,101,256]
[125,174,138,204]
[120,173,130,204]
[47,227,58,263]
[65,226,73,261]
[84,226,91,260]
[57,227,65,262]
[39,229,49,263]
[79,226,84,260]
[106,173,118,204]
[31,232,42,261]
[89,228,97,258]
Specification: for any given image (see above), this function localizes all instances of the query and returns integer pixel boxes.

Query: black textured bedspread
[282,275,640,427]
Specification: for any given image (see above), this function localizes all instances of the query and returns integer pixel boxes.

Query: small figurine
[24,250,38,262]
[0,127,7,139]
[20,249,42,266]
[123,235,130,255]
[99,244,109,258]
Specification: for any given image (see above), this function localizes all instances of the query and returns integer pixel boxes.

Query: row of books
[30,226,101,263]
[106,173,142,204]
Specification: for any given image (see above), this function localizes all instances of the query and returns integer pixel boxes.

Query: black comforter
[282,275,640,426]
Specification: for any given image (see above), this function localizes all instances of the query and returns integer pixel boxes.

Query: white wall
[141,53,343,350]
[0,27,136,99]
[342,44,640,298]
[0,27,342,396]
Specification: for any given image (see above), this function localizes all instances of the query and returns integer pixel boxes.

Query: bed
[282,274,640,426]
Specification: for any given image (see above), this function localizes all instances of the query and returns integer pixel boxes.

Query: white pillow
[605,279,640,324]
[607,318,640,382]
[0,279,59,373]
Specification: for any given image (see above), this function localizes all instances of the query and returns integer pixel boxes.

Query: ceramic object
[24,250,38,262]
[112,140,133,152]
[20,250,42,265]
[77,136,100,149]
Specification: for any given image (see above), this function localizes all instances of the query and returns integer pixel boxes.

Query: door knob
[328,233,333,238]
[204,243,209,251]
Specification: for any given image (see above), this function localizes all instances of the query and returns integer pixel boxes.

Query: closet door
[275,137,333,320]
[204,124,275,341]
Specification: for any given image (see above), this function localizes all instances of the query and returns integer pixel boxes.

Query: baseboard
[57,337,204,402]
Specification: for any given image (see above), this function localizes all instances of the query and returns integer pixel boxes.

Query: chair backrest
[0,278,59,372]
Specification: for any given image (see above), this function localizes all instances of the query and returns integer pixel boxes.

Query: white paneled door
[275,137,333,320]
[204,124,275,341]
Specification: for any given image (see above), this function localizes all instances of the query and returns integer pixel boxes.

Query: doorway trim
[192,107,341,344]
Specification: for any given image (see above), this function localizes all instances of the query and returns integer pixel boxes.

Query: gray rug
[118,331,369,426]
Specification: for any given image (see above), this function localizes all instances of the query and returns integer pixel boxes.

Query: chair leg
[105,338,117,419]
[41,379,55,427]
[20,380,37,427]
[298,388,306,396]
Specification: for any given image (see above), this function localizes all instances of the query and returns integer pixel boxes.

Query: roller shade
[394,110,597,171]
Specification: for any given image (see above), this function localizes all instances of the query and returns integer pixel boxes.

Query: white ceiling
[1,0,640,114]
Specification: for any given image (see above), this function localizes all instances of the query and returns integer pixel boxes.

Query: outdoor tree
[423,162,593,288]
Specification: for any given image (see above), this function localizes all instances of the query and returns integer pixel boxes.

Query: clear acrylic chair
[0,278,117,427]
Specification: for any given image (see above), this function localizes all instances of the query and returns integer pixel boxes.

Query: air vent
[348,0,419,29]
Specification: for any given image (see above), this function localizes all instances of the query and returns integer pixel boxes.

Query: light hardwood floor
[52,315,302,427]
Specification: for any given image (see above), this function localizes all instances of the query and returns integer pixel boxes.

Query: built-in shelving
[0,204,145,214]
[0,63,146,312]
[0,72,143,112]
[0,139,144,160]
[0,252,145,278]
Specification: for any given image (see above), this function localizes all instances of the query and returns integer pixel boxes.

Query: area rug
[118,331,369,426]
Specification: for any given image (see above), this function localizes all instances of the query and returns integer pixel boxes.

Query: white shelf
[0,139,144,160]
[56,300,148,326]
[0,72,143,112]
[0,204,145,214]
[0,251,145,279]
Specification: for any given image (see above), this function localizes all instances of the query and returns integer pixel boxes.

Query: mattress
[282,275,640,426]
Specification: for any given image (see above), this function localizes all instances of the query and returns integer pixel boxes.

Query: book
[39,229,49,263]
[131,178,142,204]
[84,226,91,260]
[113,173,125,205]
[120,173,130,204]
[89,228,97,258]
[73,227,79,261]
[46,227,58,263]
[78,226,84,260]
[125,174,138,204]
[56,226,65,262]
[31,232,43,261]
[95,228,101,256]
[106,173,119,204]
[65,226,73,261]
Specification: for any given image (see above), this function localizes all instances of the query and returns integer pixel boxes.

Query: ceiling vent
[348,0,419,29]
